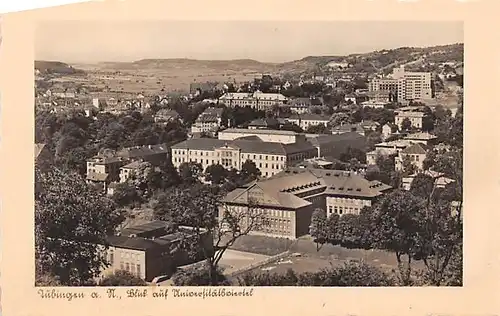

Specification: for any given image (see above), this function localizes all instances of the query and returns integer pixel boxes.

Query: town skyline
[35,21,463,64]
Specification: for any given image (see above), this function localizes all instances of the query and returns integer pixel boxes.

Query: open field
[229,235,425,276]
[218,249,271,275]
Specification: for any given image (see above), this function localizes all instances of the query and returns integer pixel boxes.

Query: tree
[401,118,412,132]
[309,208,328,251]
[205,164,227,185]
[306,124,329,134]
[401,155,416,176]
[409,173,435,199]
[171,263,231,286]
[329,112,350,127]
[178,162,203,184]
[369,190,426,285]
[153,184,263,285]
[238,261,395,286]
[240,159,261,182]
[98,270,147,286]
[35,167,125,285]
[339,146,366,164]
[112,182,143,207]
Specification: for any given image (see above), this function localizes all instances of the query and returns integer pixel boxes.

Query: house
[190,107,224,135]
[366,139,413,165]
[154,109,182,125]
[395,106,427,130]
[344,94,357,104]
[285,98,313,114]
[381,123,398,140]
[98,221,213,282]
[326,61,350,69]
[395,143,427,172]
[247,118,280,130]
[284,113,330,131]
[116,143,170,166]
[86,155,127,193]
[170,138,317,179]
[360,100,388,109]
[359,120,380,132]
[364,91,392,103]
[401,170,455,191]
[220,167,391,239]
[189,82,218,97]
[119,160,146,183]
[331,123,365,136]
[403,132,438,146]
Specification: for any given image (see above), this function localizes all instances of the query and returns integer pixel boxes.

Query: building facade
[369,66,432,103]
[171,138,317,178]
[220,168,392,239]
[99,221,213,282]
[218,91,288,111]
[284,114,331,131]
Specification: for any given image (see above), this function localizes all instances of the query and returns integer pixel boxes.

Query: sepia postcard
[0,0,499,315]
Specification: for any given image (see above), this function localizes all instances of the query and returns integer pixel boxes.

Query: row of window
[119,261,142,277]
[328,205,361,215]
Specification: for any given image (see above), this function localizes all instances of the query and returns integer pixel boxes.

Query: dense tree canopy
[35,167,125,285]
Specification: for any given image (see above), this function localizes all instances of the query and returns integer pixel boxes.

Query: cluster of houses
[35,62,462,284]
[85,143,171,195]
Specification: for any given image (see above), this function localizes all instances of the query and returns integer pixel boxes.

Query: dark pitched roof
[172,138,315,156]
[247,118,279,127]
[155,109,180,118]
[86,172,109,182]
[401,143,427,155]
[235,135,264,142]
[289,98,312,107]
[308,132,365,146]
[223,167,392,209]
[116,143,169,159]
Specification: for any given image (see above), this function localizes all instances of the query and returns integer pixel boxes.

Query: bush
[99,270,147,286]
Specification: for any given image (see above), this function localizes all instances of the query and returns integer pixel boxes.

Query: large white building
[220,167,392,239]
[218,91,288,110]
[170,138,317,178]
[369,66,432,103]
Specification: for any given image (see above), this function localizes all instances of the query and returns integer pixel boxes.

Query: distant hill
[36,43,463,77]
[35,60,85,75]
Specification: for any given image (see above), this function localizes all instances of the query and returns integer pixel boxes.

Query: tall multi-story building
[220,167,392,239]
[369,66,432,103]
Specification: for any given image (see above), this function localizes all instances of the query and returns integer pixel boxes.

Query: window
[137,264,141,276]
[265,163,268,168]
[109,251,114,264]
[120,262,124,270]
[266,155,269,160]
[125,262,130,272]
[259,155,262,160]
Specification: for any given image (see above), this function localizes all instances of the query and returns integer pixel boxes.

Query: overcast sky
[35,21,463,63]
